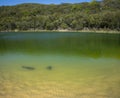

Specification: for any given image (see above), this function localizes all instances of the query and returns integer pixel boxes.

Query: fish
[46,66,52,70]
[22,66,35,70]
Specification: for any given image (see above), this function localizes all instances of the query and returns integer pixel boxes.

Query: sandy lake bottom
[0,54,120,98]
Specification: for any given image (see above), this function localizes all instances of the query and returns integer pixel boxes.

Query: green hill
[0,0,120,31]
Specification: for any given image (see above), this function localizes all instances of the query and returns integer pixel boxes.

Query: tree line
[0,0,120,31]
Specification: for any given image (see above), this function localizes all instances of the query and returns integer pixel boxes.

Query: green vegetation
[0,0,120,31]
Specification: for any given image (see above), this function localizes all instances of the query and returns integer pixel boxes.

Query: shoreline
[0,29,120,34]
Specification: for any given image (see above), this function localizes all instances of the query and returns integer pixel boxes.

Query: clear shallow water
[0,32,120,98]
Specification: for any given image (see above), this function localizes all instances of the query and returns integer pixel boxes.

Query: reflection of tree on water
[0,32,120,58]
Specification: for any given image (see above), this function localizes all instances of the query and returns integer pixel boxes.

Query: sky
[0,0,93,6]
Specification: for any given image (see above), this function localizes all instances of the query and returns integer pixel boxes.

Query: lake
[0,32,120,98]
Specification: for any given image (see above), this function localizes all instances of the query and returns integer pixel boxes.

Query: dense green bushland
[0,0,120,31]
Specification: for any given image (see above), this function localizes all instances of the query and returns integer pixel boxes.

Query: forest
[0,0,120,31]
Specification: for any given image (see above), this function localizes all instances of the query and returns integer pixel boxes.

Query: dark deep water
[0,32,120,98]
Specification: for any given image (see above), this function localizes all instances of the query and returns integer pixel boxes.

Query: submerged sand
[0,54,120,98]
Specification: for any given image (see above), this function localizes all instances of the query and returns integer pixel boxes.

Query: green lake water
[0,32,120,98]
